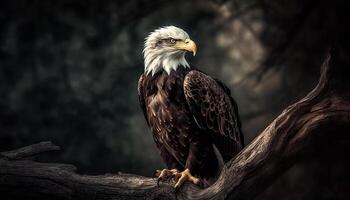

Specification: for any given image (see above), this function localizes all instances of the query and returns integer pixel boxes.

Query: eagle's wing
[184,70,244,162]
[137,74,149,126]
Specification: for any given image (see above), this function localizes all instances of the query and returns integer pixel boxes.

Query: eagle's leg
[174,168,200,188]
[154,168,179,186]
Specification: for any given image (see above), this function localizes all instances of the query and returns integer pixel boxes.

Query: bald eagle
[138,26,244,188]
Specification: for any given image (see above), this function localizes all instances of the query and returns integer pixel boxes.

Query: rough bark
[1,49,349,200]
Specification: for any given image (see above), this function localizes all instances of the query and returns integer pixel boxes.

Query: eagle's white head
[143,26,197,76]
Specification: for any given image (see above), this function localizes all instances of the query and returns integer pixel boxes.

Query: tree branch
[1,50,349,200]
[0,146,176,200]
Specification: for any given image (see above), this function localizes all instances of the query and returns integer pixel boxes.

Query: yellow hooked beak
[175,39,197,56]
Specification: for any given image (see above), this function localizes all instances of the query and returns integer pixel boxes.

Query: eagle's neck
[144,50,190,76]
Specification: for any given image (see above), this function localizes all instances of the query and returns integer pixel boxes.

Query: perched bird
[138,26,244,188]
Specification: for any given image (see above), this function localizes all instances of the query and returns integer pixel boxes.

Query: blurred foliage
[0,0,342,199]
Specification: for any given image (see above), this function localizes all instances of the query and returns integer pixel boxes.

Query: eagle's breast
[143,68,195,166]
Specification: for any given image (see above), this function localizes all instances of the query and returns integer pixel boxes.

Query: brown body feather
[138,66,243,184]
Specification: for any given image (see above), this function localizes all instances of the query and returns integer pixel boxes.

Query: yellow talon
[154,169,179,186]
[174,169,200,188]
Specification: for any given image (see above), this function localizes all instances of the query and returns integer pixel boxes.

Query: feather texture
[137,67,243,184]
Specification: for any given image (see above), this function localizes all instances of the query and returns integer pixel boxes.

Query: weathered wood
[0,49,349,200]
[0,158,176,200]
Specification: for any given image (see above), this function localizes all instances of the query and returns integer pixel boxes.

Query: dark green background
[0,0,343,199]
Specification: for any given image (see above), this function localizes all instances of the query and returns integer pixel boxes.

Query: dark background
[0,0,345,199]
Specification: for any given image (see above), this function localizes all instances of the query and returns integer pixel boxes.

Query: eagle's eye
[170,38,176,44]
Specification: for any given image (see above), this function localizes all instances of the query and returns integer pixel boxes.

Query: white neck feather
[144,49,189,76]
